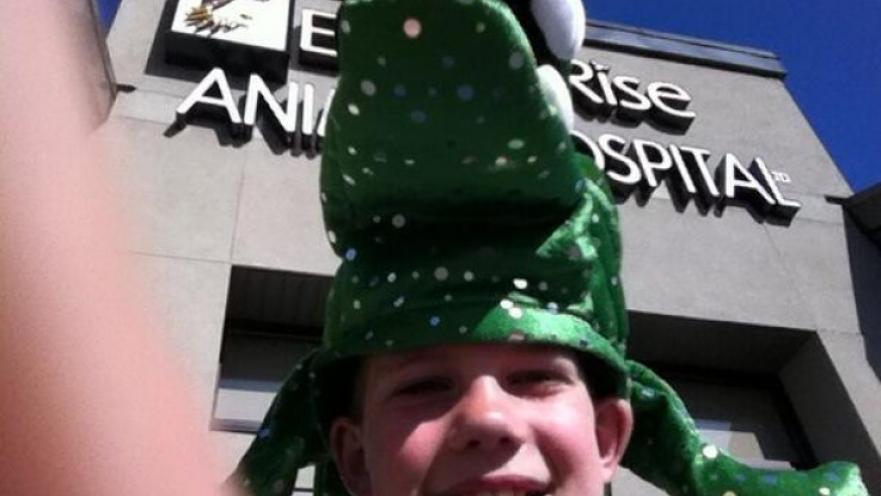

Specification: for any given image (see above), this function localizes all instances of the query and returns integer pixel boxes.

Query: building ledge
[845,182,881,247]
[586,19,786,79]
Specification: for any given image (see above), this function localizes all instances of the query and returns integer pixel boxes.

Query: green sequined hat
[231,1,869,495]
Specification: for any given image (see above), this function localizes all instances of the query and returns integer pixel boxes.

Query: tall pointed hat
[231,1,869,495]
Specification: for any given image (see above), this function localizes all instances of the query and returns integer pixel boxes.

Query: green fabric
[231,0,869,495]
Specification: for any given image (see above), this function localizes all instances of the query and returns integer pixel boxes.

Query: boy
[232,0,868,495]
[329,344,633,496]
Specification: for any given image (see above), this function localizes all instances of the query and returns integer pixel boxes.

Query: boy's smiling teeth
[467,492,548,496]
[463,492,549,496]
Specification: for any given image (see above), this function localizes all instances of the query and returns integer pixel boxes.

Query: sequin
[509,52,525,69]
[403,18,422,38]
[392,214,407,228]
[702,445,719,460]
[360,79,377,96]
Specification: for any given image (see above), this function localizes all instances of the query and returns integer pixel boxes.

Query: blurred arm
[0,3,233,495]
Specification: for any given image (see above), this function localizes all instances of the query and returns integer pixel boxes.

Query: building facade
[97,0,881,493]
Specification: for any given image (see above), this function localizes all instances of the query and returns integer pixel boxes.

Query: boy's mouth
[439,475,552,496]
[453,491,550,496]
[468,492,548,496]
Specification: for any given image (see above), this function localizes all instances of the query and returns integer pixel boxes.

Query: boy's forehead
[364,343,581,377]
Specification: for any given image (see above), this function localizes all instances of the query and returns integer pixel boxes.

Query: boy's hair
[320,348,623,426]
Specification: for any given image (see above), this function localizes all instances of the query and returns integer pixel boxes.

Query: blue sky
[96,0,880,192]
[587,0,881,193]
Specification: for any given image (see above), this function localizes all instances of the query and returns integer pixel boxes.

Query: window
[662,368,815,469]
[213,266,330,431]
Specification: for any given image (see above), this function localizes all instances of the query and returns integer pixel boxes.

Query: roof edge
[585,19,787,79]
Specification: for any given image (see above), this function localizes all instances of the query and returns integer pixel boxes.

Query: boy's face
[331,343,633,496]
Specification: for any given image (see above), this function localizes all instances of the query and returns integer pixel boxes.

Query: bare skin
[331,344,633,496]
[0,3,233,495]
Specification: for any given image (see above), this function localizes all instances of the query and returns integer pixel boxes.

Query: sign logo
[165,0,294,81]
[172,6,802,221]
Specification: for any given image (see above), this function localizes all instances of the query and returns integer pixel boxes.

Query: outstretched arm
[0,3,232,495]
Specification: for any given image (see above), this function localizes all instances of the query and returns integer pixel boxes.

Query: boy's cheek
[364,417,447,486]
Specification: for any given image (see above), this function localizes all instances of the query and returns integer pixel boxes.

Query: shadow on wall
[843,212,881,382]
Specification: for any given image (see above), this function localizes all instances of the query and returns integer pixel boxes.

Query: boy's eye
[394,377,453,397]
[508,369,568,391]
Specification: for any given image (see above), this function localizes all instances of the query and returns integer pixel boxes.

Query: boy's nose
[446,377,528,452]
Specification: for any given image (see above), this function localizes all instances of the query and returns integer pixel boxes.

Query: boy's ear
[593,398,634,483]
[330,417,373,496]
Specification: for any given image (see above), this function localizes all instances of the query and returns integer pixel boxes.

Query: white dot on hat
[463,271,475,281]
[345,248,357,261]
[538,281,548,291]
[327,230,337,244]
[392,214,407,228]
[722,492,737,496]
[387,272,397,283]
[360,79,377,96]
[434,267,449,281]
[272,479,286,494]
[818,488,831,496]
[500,299,514,310]
[410,110,427,123]
[377,55,386,66]
[509,52,525,69]
[444,294,453,302]
[348,103,360,115]
[508,307,523,319]
[347,146,357,155]
[459,326,468,334]
[353,299,361,310]
[403,18,422,38]
[527,155,538,164]
[513,278,528,290]
[702,445,719,460]
[393,296,405,307]
[476,22,485,33]
[412,271,420,279]
[508,138,525,150]
[429,316,441,326]
[340,20,351,34]
[457,84,475,101]
[343,174,356,186]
